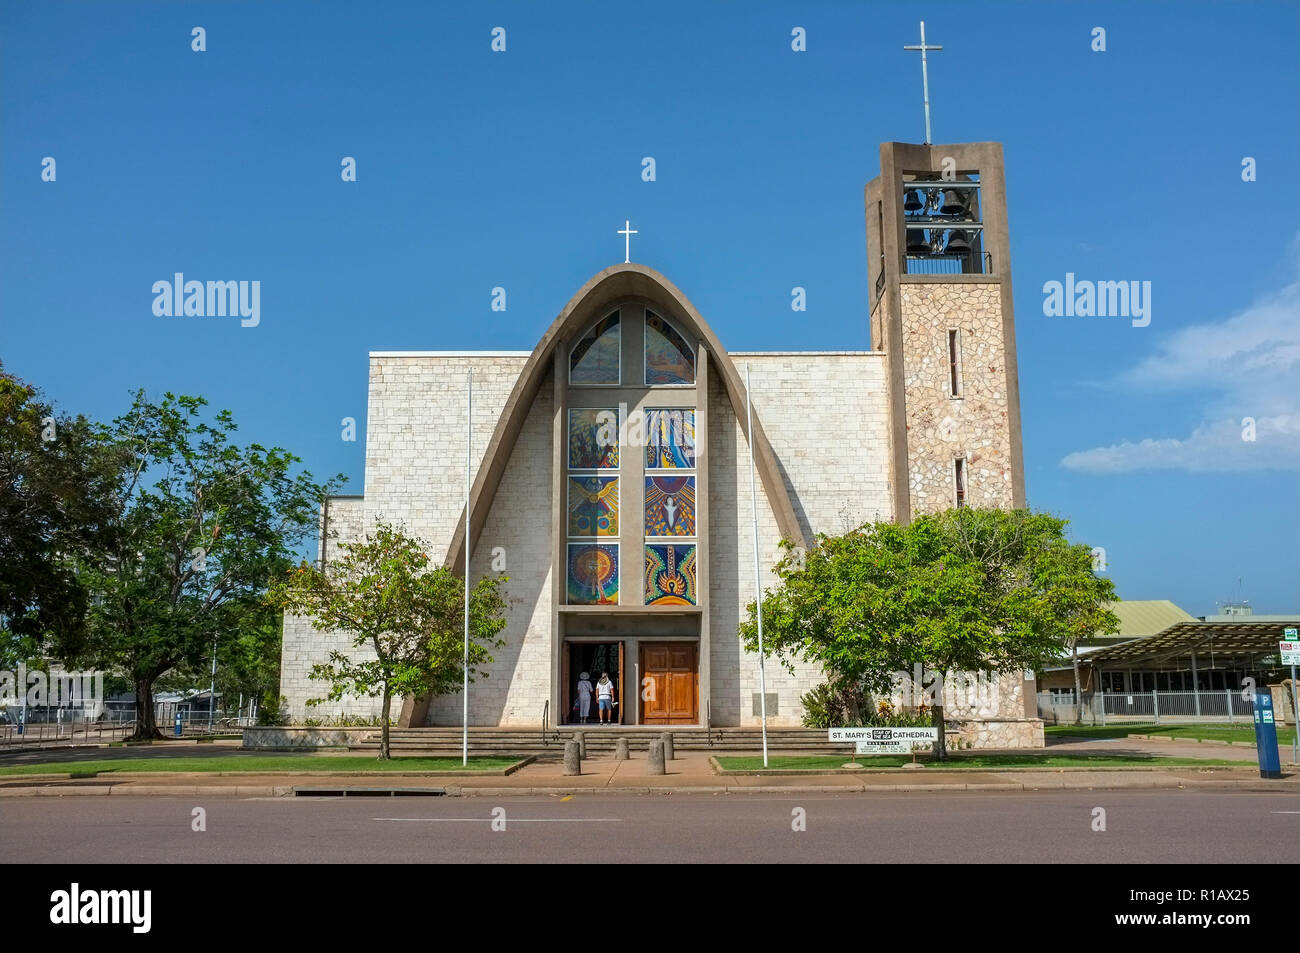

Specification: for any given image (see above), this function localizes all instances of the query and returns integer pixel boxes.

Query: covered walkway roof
[1083,620,1299,669]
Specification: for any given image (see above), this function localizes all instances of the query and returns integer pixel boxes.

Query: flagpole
[746,363,770,768]
[462,367,472,767]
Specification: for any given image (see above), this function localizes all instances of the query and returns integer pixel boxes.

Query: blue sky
[1,1,1296,616]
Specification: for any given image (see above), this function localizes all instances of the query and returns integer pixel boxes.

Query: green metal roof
[1100,600,1196,638]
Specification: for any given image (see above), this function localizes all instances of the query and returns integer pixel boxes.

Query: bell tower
[865,142,1026,519]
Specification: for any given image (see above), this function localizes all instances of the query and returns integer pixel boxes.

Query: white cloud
[1061,245,1300,473]
[1061,414,1300,473]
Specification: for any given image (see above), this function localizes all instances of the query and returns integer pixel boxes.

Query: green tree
[267,522,508,759]
[0,368,121,665]
[741,507,1118,760]
[157,603,283,726]
[61,391,339,740]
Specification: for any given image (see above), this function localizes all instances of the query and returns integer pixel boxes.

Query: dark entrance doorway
[563,642,623,725]
[640,641,698,725]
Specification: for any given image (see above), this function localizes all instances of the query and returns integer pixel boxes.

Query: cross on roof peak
[617,219,638,264]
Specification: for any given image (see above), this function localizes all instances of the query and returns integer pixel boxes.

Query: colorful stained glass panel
[645,311,695,385]
[568,409,619,469]
[644,476,696,537]
[645,544,697,605]
[645,409,695,469]
[570,312,620,384]
[567,543,619,605]
[567,476,619,537]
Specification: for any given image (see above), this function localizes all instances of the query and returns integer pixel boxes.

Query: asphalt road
[3,790,1297,863]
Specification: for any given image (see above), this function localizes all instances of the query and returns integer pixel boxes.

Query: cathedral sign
[829,727,940,755]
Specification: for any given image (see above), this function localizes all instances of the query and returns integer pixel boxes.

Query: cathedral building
[279,141,1044,748]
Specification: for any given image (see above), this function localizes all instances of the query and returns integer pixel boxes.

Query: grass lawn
[0,756,522,777]
[1045,723,1297,746]
[715,753,1254,771]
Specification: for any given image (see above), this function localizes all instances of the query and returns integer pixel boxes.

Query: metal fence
[0,714,136,747]
[905,254,966,275]
[904,251,994,275]
[0,707,247,747]
[1037,690,1259,726]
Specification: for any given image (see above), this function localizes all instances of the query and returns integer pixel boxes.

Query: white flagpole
[463,367,472,767]
[745,363,770,768]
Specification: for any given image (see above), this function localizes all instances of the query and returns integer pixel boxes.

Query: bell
[903,189,924,212]
[945,229,971,255]
[940,190,967,215]
[906,228,930,255]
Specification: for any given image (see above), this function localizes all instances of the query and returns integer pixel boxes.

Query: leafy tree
[267,522,508,759]
[157,605,283,725]
[60,391,339,740]
[0,367,121,665]
[741,507,1118,760]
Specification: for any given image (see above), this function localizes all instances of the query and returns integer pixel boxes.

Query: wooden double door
[640,642,699,725]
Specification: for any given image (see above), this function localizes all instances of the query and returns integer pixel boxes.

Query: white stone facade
[277,302,1040,748]
[280,349,893,727]
[709,353,891,726]
[280,354,555,725]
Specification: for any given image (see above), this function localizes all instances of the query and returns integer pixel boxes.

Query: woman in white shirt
[576,672,593,724]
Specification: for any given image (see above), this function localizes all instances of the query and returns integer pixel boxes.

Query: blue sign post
[174,711,183,738]
[1252,691,1282,779]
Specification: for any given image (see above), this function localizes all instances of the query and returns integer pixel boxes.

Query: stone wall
[242,726,373,749]
[898,281,1014,512]
[319,495,365,563]
[280,498,375,722]
[885,670,1044,749]
[279,613,388,722]
[708,352,892,726]
[279,352,555,726]
[947,718,1045,749]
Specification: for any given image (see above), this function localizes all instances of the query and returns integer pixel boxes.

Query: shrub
[800,682,933,728]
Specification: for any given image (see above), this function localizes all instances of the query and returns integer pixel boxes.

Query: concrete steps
[349,726,851,755]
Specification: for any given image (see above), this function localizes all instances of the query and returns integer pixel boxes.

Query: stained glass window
[645,543,696,605]
[645,475,696,537]
[570,311,620,384]
[645,310,695,385]
[567,476,619,537]
[568,409,619,469]
[568,543,619,605]
[645,409,695,469]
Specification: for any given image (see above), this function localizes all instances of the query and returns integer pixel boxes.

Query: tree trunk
[131,676,162,741]
[931,701,947,762]
[1071,641,1085,725]
[379,685,391,760]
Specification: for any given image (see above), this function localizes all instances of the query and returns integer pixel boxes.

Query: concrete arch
[443,263,808,576]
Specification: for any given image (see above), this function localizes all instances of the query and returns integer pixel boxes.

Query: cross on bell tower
[903,20,943,145]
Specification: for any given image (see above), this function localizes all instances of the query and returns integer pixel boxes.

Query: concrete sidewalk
[1,748,1295,798]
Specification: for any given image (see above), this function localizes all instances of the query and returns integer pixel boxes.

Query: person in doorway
[596,672,616,724]
[576,672,593,724]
